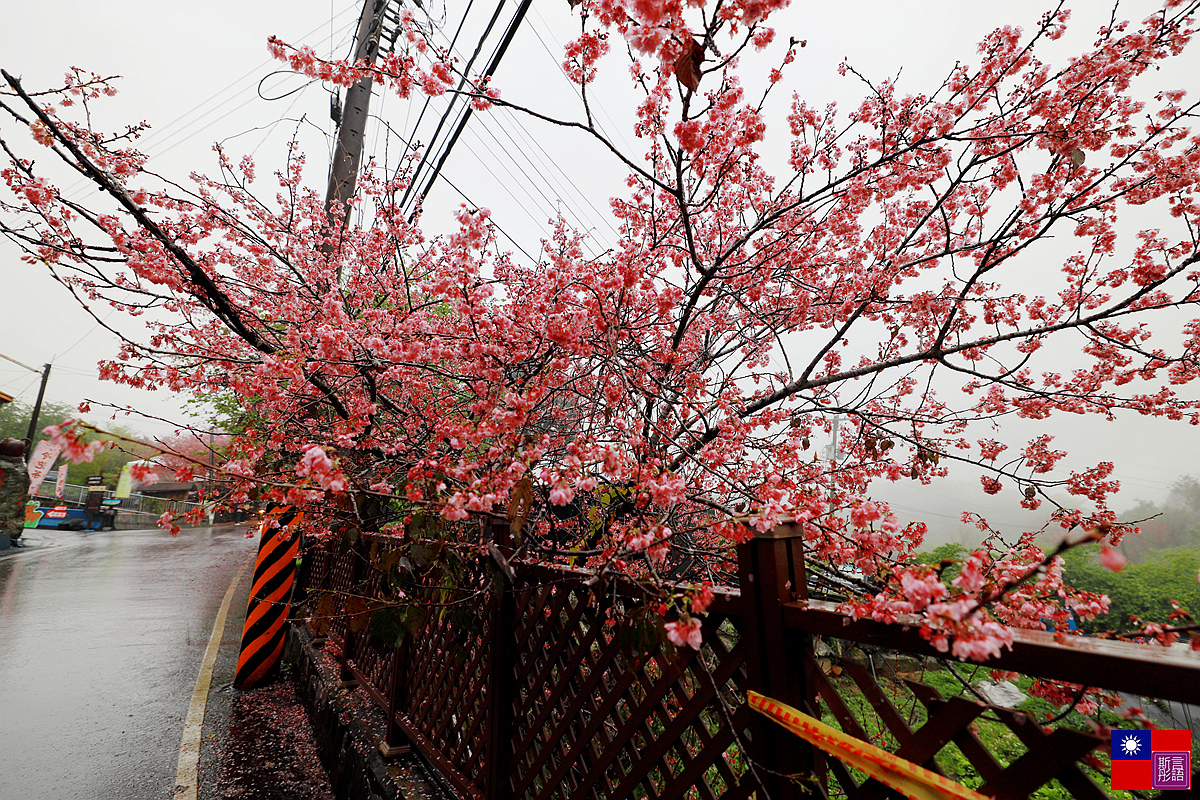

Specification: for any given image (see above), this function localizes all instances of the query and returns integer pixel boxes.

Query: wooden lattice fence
[295,522,1200,799]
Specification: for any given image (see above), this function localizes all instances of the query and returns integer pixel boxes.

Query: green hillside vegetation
[0,399,153,488]
[914,540,1198,635]
[0,398,77,448]
[1060,545,1200,635]
[1116,476,1200,563]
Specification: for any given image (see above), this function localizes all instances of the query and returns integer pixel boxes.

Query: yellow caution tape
[747,691,988,800]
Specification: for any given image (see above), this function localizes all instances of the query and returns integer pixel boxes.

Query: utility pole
[824,414,844,463]
[325,0,400,257]
[23,363,51,461]
[825,413,843,502]
[0,353,51,462]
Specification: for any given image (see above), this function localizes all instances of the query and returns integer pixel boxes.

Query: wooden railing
[295,521,1200,799]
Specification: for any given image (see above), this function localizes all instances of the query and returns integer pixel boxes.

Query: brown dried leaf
[316,591,337,619]
[674,38,704,93]
[507,476,534,538]
[346,595,371,633]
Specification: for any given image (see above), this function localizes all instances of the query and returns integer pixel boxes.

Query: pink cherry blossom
[129,463,159,486]
[3,0,1199,667]
[690,582,715,614]
[42,420,105,464]
[665,617,703,650]
[1099,546,1127,573]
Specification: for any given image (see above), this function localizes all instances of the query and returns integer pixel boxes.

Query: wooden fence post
[380,647,409,756]
[737,522,820,799]
[381,523,412,756]
[337,535,363,687]
[485,519,518,800]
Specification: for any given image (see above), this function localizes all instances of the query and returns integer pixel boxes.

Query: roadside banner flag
[114,463,134,498]
[748,691,987,800]
[54,463,68,498]
[1111,729,1192,791]
[26,440,61,495]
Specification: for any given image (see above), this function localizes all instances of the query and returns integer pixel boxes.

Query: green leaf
[410,544,434,570]
[368,607,408,648]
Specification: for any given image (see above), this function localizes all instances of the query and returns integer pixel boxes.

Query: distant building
[127,458,202,501]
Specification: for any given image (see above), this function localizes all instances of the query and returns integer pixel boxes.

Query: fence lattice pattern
[300,533,766,799]
[296,524,1200,800]
[806,657,1109,799]
[505,577,758,800]
[394,581,496,793]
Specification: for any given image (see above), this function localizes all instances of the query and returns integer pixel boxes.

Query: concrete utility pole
[0,353,51,463]
[23,363,51,462]
[325,0,398,248]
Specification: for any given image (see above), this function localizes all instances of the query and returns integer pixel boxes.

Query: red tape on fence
[747,691,987,800]
[233,506,303,689]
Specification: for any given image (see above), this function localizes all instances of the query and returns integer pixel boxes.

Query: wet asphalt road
[0,524,258,800]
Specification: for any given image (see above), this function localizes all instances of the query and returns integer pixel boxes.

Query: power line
[49,9,362,202]
[0,374,40,401]
[142,13,360,158]
[395,1,622,257]
[397,0,515,218]
[470,107,621,250]
[396,0,482,173]
[360,112,536,261]
[372,0,628,267]
[445,119,615,258]
[527,7,634,154]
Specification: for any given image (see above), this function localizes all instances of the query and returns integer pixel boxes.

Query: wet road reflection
[0,525,256,800]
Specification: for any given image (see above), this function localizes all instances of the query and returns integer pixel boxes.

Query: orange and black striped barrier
[234,505,303,689]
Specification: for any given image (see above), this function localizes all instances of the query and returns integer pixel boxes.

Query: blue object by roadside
[34,506,103,530]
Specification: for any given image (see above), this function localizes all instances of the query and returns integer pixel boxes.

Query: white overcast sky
[1,1,1198,526]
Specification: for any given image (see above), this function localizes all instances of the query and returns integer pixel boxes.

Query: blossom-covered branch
[3,0,1200,665]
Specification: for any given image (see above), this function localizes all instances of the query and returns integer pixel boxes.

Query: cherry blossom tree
[3,0,1200,663]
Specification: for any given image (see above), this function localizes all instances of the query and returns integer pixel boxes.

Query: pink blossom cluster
[3,0,1200,669]
[129,462,159,486]
[665,616,702,650]
[296,445,348,493]
[42,420,105,464]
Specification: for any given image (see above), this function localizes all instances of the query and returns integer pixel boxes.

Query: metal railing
[31,479,204,520]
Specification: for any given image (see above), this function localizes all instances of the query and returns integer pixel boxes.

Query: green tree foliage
[0,398,77,448]
[184,389,262,437]
[60,433,154,488]
[1,397,155,490]
[913,542,969,584]
[1118,476,1200,563]
[1060,545,1200,634]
